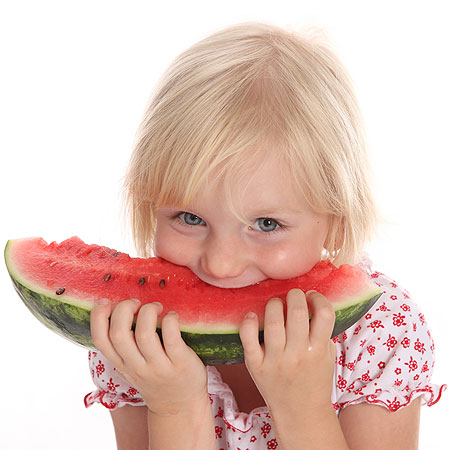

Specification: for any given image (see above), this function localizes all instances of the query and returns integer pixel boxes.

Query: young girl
[84,22,445,449]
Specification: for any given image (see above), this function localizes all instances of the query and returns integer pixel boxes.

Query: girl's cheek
[153,225,197,266]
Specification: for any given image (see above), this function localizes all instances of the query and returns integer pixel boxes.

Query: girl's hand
[239,289,336,418]
[90,299,209,417]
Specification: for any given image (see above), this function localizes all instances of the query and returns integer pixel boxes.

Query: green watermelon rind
[8,269,382,365]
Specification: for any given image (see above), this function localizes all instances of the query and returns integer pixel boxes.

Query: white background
[1,0,449,448]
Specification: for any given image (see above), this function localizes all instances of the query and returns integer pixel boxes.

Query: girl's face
[153,156,329,288]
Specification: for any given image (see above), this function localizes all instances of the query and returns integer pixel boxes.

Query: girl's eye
[253,217,281,233]
[178,212,205,226]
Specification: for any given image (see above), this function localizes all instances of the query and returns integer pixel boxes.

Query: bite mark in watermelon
[4,237,382,365]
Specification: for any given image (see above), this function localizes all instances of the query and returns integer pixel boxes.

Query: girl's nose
[200,233,248,280]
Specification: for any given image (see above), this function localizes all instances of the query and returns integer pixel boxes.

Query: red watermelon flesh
[7,236,379,331]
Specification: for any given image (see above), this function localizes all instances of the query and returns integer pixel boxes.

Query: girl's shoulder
[331,254,446,411]
[336,252,432,359]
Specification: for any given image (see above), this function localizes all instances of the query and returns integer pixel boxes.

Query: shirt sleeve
[332,268,446,412]
[84,350,145,410]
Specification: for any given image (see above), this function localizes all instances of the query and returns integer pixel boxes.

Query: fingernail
[132,298,141,305]
[245,312,256,319]
[153,302,163,313]
[167,310,178,317]
[98,298,109,305]
[306,290,318,295]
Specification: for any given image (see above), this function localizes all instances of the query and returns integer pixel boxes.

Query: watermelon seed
[50,261,57,267]
[112,252,119,257]
[159,279,165,288]
[104,273,111,281]
[139,277,146,285]
[56,288,65,295]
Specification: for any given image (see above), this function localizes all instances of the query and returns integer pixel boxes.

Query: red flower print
[365,313,372,320]
[414,339,425,354]
[215,426,223,439]
[88,351,91,360]
[378,361,386,370]
[401,337,410,348]
[267,439,279,449]
[332,335,340,344]
[405,356,418,372]
[392,313,407,327]
[418,313,426,325]
[371,272,381,278]
[390,295,398,301]
[395,367,402,375]
[250,436,257,443]
[107,378,120,393]
[403,290,410,299]
[353,386,366,396]
[422,362,430,373]
[387,398,401,412]
[215,406,224,418]
[347,361,355,371]
[342,331,348,341]
[127,387,138,397]
[376,302,390,312]
[338,351,346,366]
[414,374,420,381]
[413,323,417,332]
[337,375,347,392]
[96,361,105,377]
[400,304,410,312]
[394,378,403,387]
[353,325,362,335]
[367,345,376,356]
[368,320,384,332]
[360,339,367,347]
[261,422,271,438]
[384,334,398,350]
[390,282,398,288]
[360,370,372,382]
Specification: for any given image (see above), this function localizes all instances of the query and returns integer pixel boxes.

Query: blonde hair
[123,21,379,266]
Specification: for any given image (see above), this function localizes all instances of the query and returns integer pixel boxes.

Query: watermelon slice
[4,237,382,365]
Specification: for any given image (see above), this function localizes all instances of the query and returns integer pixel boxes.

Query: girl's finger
[284,289,310,354]
[90,299,124,368]
[263,298,286,358]
[109,299,146,367]
[160,311,191,363]
[307,291,336,346]
[134,302,167,364]
[239,312,263,368]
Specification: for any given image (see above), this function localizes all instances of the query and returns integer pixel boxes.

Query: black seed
[56,288,65,295]
[112,252,119,257]
[139,277,146,285]
[104,273,111,281]
[159,279,165,288]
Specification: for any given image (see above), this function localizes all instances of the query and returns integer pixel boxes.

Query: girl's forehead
[189,156,310,214]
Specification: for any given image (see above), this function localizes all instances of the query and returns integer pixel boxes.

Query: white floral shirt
[85,258,446,449]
